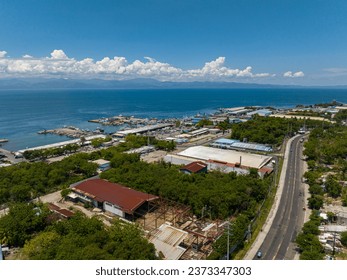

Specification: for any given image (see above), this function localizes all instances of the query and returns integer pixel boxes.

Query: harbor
[88,115,159,126]
[38,126,105,138]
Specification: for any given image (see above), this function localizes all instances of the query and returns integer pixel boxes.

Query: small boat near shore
[0,139,9,143]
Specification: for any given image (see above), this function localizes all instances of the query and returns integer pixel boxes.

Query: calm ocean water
[1,88,347,151]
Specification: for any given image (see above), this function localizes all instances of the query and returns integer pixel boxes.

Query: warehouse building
[211,138,272,152]
[70,178,159,220]
[113,123,173,138]
[246,109,273,117]
[165,146,273,177]
[178,146,272,169]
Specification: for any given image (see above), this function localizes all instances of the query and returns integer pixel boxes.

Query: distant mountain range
[0,77,346,89]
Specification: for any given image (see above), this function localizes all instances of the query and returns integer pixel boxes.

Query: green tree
[21,212,157,260]
[325,176,342,198]
[340,231,347,247]
[196,118,213,128]
[22,231,61,259]
[109,220,157,260]
[0,203,49,247]
[299,249,324,260]
[308,195,324,210]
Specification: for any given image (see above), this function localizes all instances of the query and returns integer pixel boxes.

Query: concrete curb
[244,135,301,260]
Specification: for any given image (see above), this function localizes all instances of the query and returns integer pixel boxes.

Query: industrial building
[165,146,273,177]
[70,178,159,220]
[91,159,111,172]
[211,138,273,152]
[178,146,272,169]
[176,128,210,140]
[113,123,173,138]
[246,109,273,117]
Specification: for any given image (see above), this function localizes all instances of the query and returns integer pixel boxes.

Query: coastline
[1,88,347,151]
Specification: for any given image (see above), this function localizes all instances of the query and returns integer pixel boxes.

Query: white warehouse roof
[177,146,272,169]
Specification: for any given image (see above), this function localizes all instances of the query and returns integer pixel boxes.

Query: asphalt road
[255,135,306,260]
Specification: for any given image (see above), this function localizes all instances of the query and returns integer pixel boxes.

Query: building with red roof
[71,178,158,220]
[180,161,208,174]
[48,203,74,219]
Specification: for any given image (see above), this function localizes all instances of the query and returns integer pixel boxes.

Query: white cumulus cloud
[0,49,276,81]
[0,51,7,58]
[283,71,305,78]
[50,49,69,60]
[187,57,271,79]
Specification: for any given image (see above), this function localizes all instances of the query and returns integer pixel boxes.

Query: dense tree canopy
[304,126,347,165]
[297,124,347,259]
[0,153,97,205]
[208,214,250,260]
[341,232,347,247]
[23,144,79,160]
[0,203,50,247]
[296,212,324,260]
[101,156,270,219]
[21,212,157,260]
[231,115,328,146]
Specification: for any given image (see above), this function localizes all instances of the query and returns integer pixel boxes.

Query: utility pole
[227,222,230,260]
[225,221,233,260]
[332,231,337,257]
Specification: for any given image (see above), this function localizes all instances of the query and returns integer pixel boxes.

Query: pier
[17,134,106,154]
[38,126,103,138]
[89,115,158,126]
[113,123,174,137]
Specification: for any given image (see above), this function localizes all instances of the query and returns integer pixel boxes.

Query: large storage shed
[71,179,158,220]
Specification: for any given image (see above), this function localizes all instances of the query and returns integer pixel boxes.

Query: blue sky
[1,0,347,85]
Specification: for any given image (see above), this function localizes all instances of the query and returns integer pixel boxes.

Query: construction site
[134,197,227,260]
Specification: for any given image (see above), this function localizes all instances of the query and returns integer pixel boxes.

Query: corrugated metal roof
[214,138,239,145]
[178,146,272,169]
[247,109,272,116]
[48,203,74,218]
[149,223,188,260]
[114,123,173,136]
[92,159,110,165]
[212,138,272,152]
[57,208,74,218]
[180,161,207,173]
[73,179,158,214]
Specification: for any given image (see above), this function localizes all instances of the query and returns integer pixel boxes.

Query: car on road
[257,251,262,258]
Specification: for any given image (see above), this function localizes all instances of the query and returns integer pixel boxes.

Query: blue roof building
[211,138,272,152]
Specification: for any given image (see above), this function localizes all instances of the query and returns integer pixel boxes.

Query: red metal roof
[180,161,207,173]
[56,208,74,218]
[48,203,74,218]
[72,179,158,214]
[258,166,274,174]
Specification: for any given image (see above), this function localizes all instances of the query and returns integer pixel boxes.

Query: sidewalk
[244,135,300,259]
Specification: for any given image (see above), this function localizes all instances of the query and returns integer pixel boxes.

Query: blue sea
[1,88,347,151]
